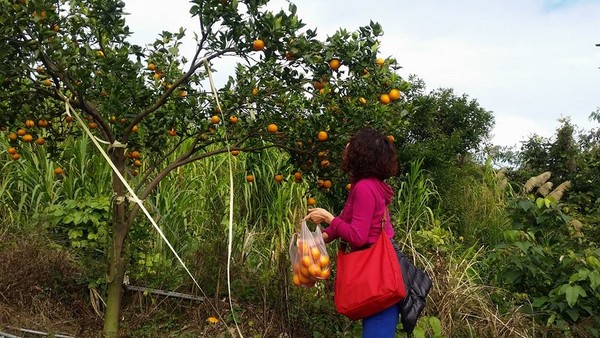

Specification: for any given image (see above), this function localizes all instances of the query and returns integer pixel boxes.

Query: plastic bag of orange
[289,220,331,287]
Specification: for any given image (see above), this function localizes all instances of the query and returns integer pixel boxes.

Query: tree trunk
[103,150,128,338]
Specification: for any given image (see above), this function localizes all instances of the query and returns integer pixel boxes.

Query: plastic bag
[289,220,331,287]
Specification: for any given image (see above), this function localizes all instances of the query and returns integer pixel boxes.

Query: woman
[304,127,399,337]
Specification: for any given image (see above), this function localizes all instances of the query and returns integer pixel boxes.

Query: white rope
[62,100,236,336]
[204,58,244,338]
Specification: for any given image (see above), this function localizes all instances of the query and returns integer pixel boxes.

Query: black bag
[392,242,432,334]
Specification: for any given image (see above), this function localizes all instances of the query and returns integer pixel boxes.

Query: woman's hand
[304,208,334,225]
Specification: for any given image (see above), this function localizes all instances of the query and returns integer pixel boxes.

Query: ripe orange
[132,169,139,176]
[132,125,139,133]
[317,131,328,141]
[38,119,48,127]
[17,129,26,136]
[308,264,321,277]
[323,180,332,189]
[252,87,259,96]
[52,24,59,32]
[42,79,52,86]
[307,197,316,206]
[320,159,330,167]
[11,153,21,161]
[133,159,142,167]
[153,73,161,81]
[319,255,330,268]
[298,270,312,283]
[179,90,187,98]
[147,63,156,71]
[22,134,33,142]
[376,58,385,66]
[359,97,367,105]
[267,123,278,133]
[292,274,301,286]
[35,137,45,145]
[294,171,302,182]
[389,88,401,101]
[386,135,395,143]
[88,122,98,129]
[229,115,238,124]
[301,255,312,268]
[329,58,341,71]
[320,268,331,279]
[252,39,265,51]
[36,66,45,74]
[231,149,240,156]
[346,183,352,191]
[7,147,17,155]
[211,115,220,124]
[246,175,255,183]
[168,128,177,137]
[8,132,17,141]
[298,241,310,254]
[130,150,140,159]
[96,50,104,57]
[25,120,35,128]
[274,174,283,183]
[54,167,63,175]
[317,179,324,188]
[379,94,391,105]
[310,246,321,260]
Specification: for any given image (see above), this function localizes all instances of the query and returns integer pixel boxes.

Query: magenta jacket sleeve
[322,182,378,248]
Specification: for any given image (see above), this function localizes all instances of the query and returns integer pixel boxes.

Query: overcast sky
[123,0,600,148]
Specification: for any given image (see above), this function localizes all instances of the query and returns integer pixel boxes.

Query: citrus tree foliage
[0,0,410,334]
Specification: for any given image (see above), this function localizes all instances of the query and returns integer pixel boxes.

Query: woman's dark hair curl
[342,128,397,181]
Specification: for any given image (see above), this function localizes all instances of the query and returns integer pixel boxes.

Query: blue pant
[362,303,399,338]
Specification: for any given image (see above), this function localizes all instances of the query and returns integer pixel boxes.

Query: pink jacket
[323,177,395,249]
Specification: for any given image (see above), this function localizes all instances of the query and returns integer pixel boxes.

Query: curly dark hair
[342,128,397,182]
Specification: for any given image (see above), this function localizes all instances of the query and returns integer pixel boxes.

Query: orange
[252,87,259,96]
[133,160,142,167]
[96,50,104,57]
[246,175,254,183]
[294,171,302,182]
[11,153,21,161]
[298,270,312,284]
[317,179,324,188]
[8,132,17,141]
[38,119,48,127]
[132,169,139,176]
[231,149,240,156]
[310,247,321,260]
[376,58,385,66]
[317,131,328,141]
[65,116,73,123]
[274,174,283,183]
[153,73,161,81]
[308,264,321,277]
[323,180,332,189]
[7,147,17,155]
[320,268,331,279]
[298,241,310,254]
[329,58,341,71]
[36,66,45,74]
[319,255,330,268]
[359,97,367,105]
[168,128,177,136]
[53,167,63,175]
[148,63,156,71]
[267,123,278,133]
[22,134,33,142]
[179,90,187,98]
[42,79,52,87]
[292,274,301,286]
[130,150,140,159]
[229,115,238,124]
[379,94,391,105]
[320,159,330,167]
[35,137,45,145]
[307,197,316,206]
[88,122,98,129]
[389,89,401,101]
[301,255,312,268]
[314,81,325,90]
[25,120,35,128]
[132,125,139,133]
[211,115,220,124]
[346,183,352,191]
[386,135,395,143]
[17,129,26,136]
[52,24,59,32]
[252,39,265,51]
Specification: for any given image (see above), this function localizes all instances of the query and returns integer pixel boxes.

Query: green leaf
[428,316,443,336]
[563,285,587,307]
[536,197,545,209]
[589,270,600,290]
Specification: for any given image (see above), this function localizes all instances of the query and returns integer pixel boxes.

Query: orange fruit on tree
[294,171,302,182]
[317,131,328,141]
[52,24,59,32]
[231,149,240,156]
[323,180,332,189]
[22,134,33,142]
[17,129,26,136]
[35,137,45,145]
[132,169,139,176]
[246,175,255,183]
[317,179,324,188]
[179,90,187,98]
[359,97,367,105]
[168,128,177,136]
[252,87,259,96]
[386,135,395,143]
[11,153,21,161]
[133,159,142,167]
[7,147,17,155]
[346,183,352,191]
[329,58,341,71]
[389,88,401,101]
[376,57,385,66]
[314,81,325,90]
[307,197,316,206]
[8,132,17,141]
[54,167,63,175]
[379,93,391,105]
[88,122,98,129]
[252,39,265,51]
[274,174,283,183]
[36,66,45,74]
[25,120,35,128]
[211,115,220,124]
[42,79,52,86]
[320,159,330,167]
[229,115,238,124]
[132,125,139,133]
[267,123,278,133]
[130,150,140,159]
[37,119,48,127]
[147,63,156,71]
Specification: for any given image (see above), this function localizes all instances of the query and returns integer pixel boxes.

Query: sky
[123,0,600,148]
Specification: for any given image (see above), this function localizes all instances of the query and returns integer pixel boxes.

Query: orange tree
[0,0,410,336]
